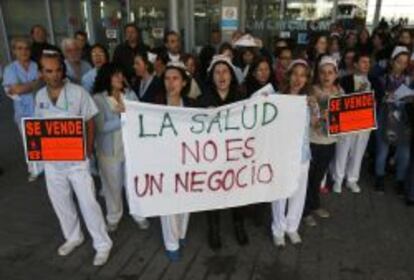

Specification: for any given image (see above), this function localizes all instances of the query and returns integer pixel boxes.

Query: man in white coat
[34,50,112,266]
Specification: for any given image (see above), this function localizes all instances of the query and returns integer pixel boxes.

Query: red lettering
[190,171,206,192]
[225,138,243,161]
[242,137,255,158]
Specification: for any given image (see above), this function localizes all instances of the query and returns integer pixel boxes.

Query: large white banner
[122,88,307,217]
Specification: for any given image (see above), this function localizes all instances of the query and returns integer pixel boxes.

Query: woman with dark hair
[307,34,329,66]
[132,52,164,103]
[198,45,216,82]
[375,46,412,193]
[93,63,150,232]
[329,34,342,63]
[243,56,276,96]
[338,48,356,78]
[357,28,372,54]
[82,44,109,92]
[197,55,248,250]
[182,54,203,99]
[159,61,193,262]
[303,55,342,227]
[271,59,312,247]
[274,47,293,86]
[398,29,413,51]
[218,42,244,84]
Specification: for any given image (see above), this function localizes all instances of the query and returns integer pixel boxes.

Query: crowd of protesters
[1,19,414,266]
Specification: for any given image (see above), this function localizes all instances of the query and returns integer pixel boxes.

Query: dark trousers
[207,207,245,230]
[304,143,336,216]
[406,138,414,201]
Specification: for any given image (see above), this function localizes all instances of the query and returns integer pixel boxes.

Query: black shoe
[396,181,405,197]
[375,176,385,193]
[234,222,249,246]
[405,199,414,206]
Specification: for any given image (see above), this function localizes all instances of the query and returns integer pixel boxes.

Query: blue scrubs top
[2,60,38,122]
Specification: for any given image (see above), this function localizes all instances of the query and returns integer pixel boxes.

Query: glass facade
[0,0,412,67]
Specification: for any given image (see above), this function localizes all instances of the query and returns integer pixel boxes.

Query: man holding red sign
[330,52,378,193]
[33,51,112,266]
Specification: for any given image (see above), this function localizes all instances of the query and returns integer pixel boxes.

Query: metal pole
[169,0,179,31]
[279,0,285,20]
[240,0,246,32]
[45,0,56,45]
[373,0,383,27]
[0,1,11,63]
[184,0,190,52]
[332,0,338,22]
[85,0,96,43]
[189,0,195,53]
[126,0,131,22]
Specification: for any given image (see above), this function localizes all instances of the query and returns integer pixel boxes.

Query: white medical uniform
[35,80,112,252]
[160,98,190,252]
[271,109,311,237]
[94,90,139,226]
[331,75,371,186]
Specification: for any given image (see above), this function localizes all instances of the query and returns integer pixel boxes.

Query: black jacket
[132,76,164,104]
[112,42,149,82]
[196,87,247,108]
[340,74,384,107]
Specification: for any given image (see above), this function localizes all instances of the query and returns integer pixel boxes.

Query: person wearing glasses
[2,37,43,182]
[81,44,110,93]
[61,38,92,84]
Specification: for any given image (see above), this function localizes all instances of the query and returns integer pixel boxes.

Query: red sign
[23,117,86,161]
[328,92,377,136]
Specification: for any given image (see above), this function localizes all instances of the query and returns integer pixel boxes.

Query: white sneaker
[303,215,317,227]
[286,231,302,245]
[313,208,330,219]
[28,174,37,182]
[136,218,150,230]
[333,182,342,194]
[107,222,118,232]
[57,237,84,256]
[346,182,361,193]
[273,235,286,248]
[93,249,110,266]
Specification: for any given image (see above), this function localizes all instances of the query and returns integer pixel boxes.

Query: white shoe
[57,237,84,256]
[333,182,342,194]
[313,208,330,219]
[93,249,110,266]
[286,231,302,245]
[346,182,361,193]
[135,218,150,230]
[303,215,317,227]
[107,222,118,232]
[28,174,37,182]
[273,235,286,248]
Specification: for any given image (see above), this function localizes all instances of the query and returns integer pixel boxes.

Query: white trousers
[331,132,370,185]
[44,162,112,252]
[271,160,310,237]
[160,213,190,251]
[98,157,124,225]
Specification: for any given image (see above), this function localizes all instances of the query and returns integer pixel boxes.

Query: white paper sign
[122,93,307,217]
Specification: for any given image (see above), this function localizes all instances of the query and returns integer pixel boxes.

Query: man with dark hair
[113,23,149,82]
[163,31,183,63]
[35,51,112,266]
[30,25,60,63]
[74,30,91,63]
